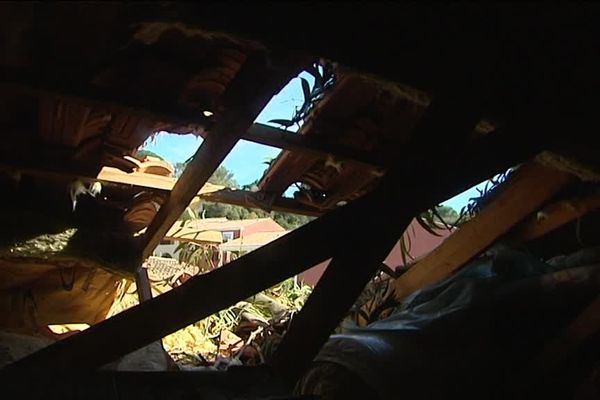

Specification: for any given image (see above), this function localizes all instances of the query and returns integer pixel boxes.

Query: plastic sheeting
[304,246,600,400]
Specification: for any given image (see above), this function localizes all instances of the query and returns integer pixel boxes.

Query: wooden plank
[393,162,574,301]
[0,164,319,217]
[243,123,384,169]
[141,54,309,259]
[5,115,544,370]
[269,92,486,383]
[135,268,153,303]
[97,167,225,195]
[197,188,322,217]
[508,192,600,243]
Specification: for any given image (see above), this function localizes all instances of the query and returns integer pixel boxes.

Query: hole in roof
[440,182,488,213]
[219,140,280,189]
[440,169,513,218]
[96,131,203,192]
[255,71,317,132]
[137,131,203,177]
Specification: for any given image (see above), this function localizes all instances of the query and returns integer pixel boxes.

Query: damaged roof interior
[0,3,599,399]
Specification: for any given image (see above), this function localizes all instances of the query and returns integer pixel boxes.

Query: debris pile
[109,270,312,369]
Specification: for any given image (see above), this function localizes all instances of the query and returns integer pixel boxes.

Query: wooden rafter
[141,54,310,259]
[270,92,485,382]
[242,123,385,169]
[197,188,322,217]
[0,163,322,217]
[508,192,600,243]
[392,162,574,302]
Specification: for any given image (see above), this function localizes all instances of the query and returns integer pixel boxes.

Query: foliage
[192,169,313,230]
[173,162,187,178]
[268,61,336,129]
[110,276,313,366]
[397,168,515,269]
[435,206,459,224]
[453,168,515,226]
[134,149,165,161]
[264,277,313,311]
[208,166,239,188]
[416,205,459,237]
[175,241,218,273]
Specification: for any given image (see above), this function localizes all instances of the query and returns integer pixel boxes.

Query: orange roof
[166,218,283,238]
[219,231,289,252]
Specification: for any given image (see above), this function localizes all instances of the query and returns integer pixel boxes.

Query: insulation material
[0,261,121,333]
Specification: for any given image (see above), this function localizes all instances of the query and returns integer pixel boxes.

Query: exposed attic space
[0,3,599,399]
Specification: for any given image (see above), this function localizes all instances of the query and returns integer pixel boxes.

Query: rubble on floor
[108,273,312,369]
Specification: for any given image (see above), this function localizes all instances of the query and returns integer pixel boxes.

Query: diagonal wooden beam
[197,188,322,217]
[269,91,486,382]
[243,123,385,169]
[392,162,574,302]
[141,54,310,259]
[508,191,600,243]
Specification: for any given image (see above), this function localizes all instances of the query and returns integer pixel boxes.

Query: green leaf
[431,207,452,230]
[268,119,294,128]
[305,64,323,89]
[399,234,409,266]
[304,64,320,79]
[300,77,311,103]
[416,215,443,237]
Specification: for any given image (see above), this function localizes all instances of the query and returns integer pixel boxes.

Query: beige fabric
[0,259,121,333]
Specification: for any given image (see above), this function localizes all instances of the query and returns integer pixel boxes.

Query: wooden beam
[5,112,544,370]
[141,54,309,259]
[269,91,485,383]
[0,164,320,217]
[393,162,574,302]
[243,123,385,169]
[508,192,600,243]
[197,188,323,217]
[0,163,161,193]
[135,268,153,303]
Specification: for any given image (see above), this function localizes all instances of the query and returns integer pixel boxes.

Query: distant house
[298,219,452,286]
[219,231,289,254]
[157,216,451,286]
[155,217,286,261]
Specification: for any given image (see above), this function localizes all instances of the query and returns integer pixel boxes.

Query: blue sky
[142,72,486,211]
[142,72,313,185]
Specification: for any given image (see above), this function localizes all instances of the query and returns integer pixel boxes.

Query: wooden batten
[508,192,600,243]
[244,123,385,169]
[393,162,574,302]
[197,189,322,217]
